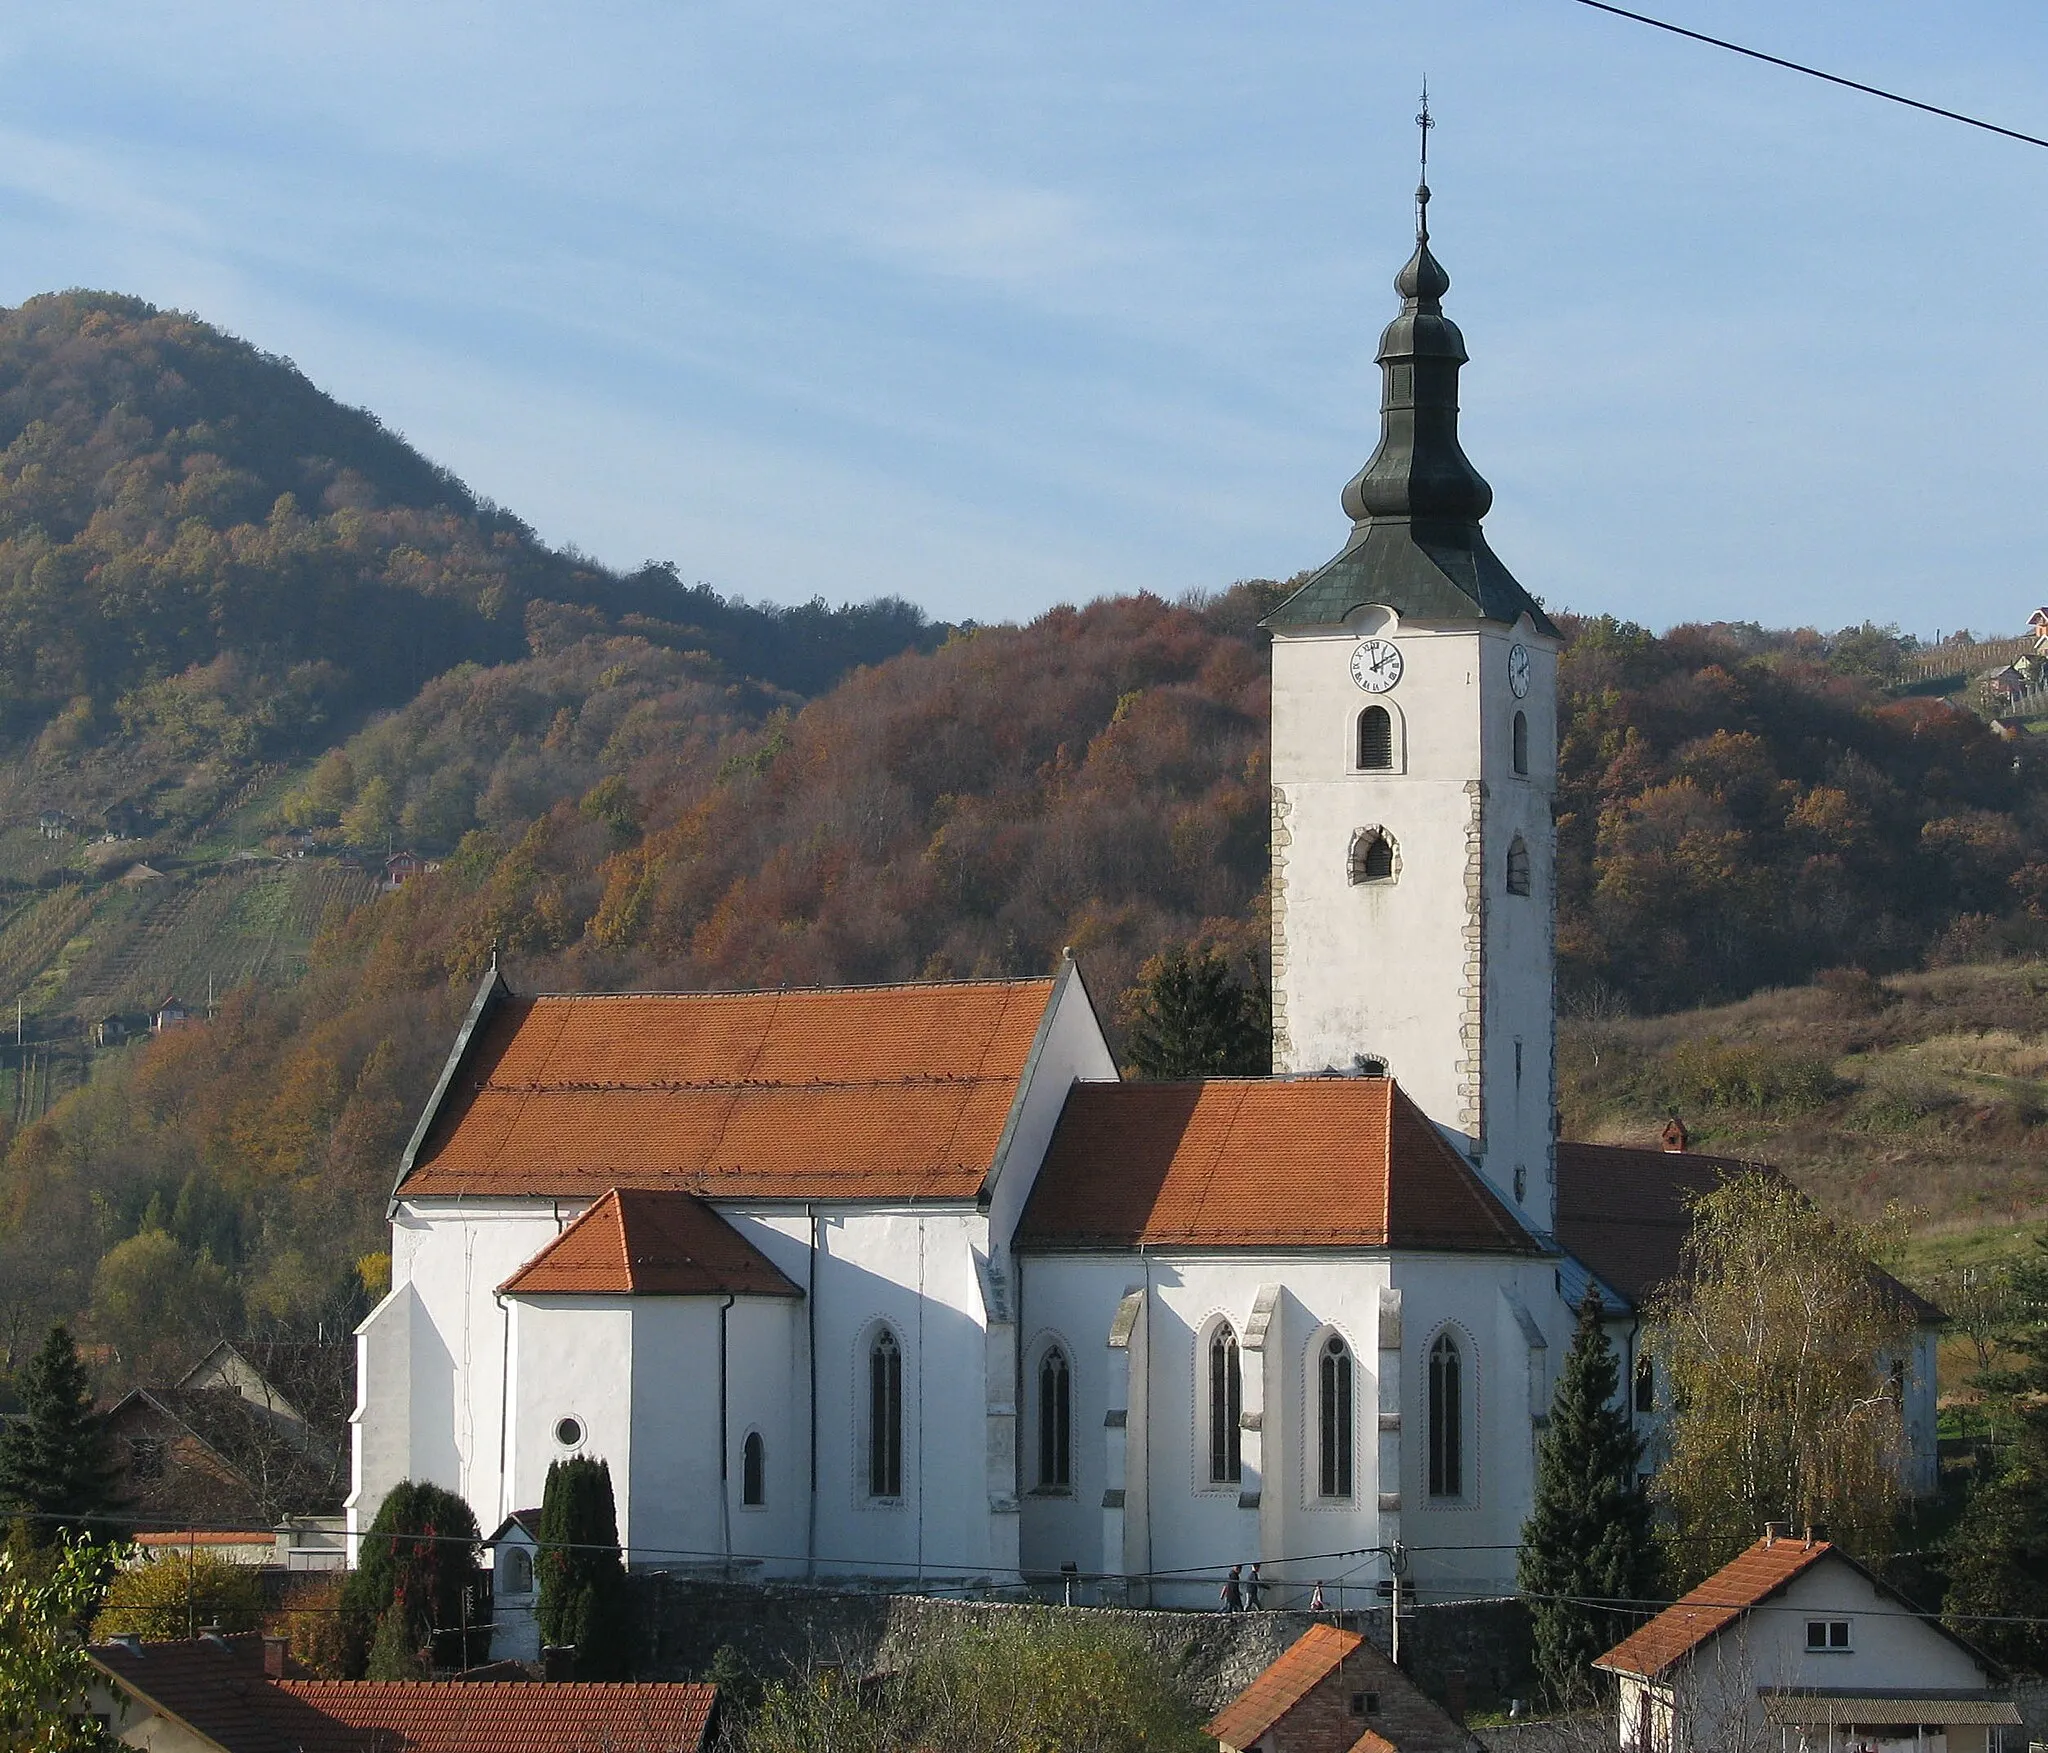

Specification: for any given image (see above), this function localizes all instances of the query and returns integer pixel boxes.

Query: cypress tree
[1124,946,1269,1079]
[1518,1287,1658,1708]
[0,1325,119,1541]
[535,1456,632,1679]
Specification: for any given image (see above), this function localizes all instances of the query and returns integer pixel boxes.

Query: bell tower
[1264,122,1561,1231]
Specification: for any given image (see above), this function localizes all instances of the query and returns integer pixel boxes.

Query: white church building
[347,191,1940,1612]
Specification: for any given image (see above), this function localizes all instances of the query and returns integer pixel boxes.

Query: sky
[0,3,2044,637]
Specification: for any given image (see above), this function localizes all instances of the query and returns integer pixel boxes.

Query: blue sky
[1,3,2044,636]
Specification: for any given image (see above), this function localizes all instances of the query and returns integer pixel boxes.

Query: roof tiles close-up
[1018,1077,1536,1253]
[398,979,1057,1202]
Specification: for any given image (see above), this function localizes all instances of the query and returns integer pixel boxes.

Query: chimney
[1763,1521,1785,1548]
[541,1646,576,1682]
[262,1636,288,1678]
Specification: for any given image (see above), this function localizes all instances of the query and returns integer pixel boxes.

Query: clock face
[1350,638,1403,694]
[1507,643,1531,699]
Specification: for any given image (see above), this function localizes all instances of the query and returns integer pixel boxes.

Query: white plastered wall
[1269,609,1560,1230]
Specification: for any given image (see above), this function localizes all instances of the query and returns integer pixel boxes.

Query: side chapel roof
[395,972,1066,1203]
[499,1189,802,1298]
[1017,1077,1537,1253]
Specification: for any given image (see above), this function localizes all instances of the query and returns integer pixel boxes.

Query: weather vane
[1415,81,1434,243]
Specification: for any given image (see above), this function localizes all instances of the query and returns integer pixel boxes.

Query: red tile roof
[1017,1078,1536,1252]
[90,1636,716,1752]
[1556,1143,1944,1321]
[398,980,1059,1202]
[1595,1536,1836,1678]
[499,1189,802,1297]
[1207,1624,1367,1748]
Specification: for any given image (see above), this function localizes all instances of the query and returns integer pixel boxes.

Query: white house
[348,184,1942,1613]
[1597,1532,2018,1753]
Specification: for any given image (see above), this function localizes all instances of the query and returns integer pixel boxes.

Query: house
[1595,1531,2019,1753]
[85,1632,719,1752]
[94,1012,128,1048]
[348,181,1939,1607]
[38,808,75,840]
[151,995,195,1034]
[383,850,437,890]
[486,1508,543,1661]
[2028,608,2048,653]
[1206,1623,1480,1753]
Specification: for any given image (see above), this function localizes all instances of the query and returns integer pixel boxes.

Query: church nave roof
[396,976,1060,1202]
[1016,1076,1538,1253]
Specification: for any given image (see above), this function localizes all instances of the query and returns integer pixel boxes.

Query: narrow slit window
[1429,1333,1464,1498]
[869,1329,903,1498]
[1209,1327,1242,1484]
[1358,705,1394,770]
[1634,1354,1654,1415]
[1038,1347,1071,1489]
[1506,835,1531,896]
[742,1431,765,1506]
[1512,710,1529,776]
[1318,1336,1354,1499]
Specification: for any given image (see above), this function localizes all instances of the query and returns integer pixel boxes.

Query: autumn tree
[1647,1172,1911,1583]
[91,1551,265,1642]
[1123,945,1269,1079]
[0,1327,119,1542]
[1519,1288,1658,1706]
[0,1535,117,1753]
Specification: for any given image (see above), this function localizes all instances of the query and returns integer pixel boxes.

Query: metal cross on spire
[1415,81,1434,243]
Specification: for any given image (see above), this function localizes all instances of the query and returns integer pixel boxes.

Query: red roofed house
[1205,1623,1481,1753]
[84,1631,717,1752]
[349,197,1941,1618]
[1595,1532,2016,1753]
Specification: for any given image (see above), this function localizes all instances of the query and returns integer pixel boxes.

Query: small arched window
[1512,711,1529,776]
[1038,1347,1071,1489]
[1349,828,1396,886]
[1506,835,1531,896]
[501,1546,533,1596]
[1318,1336,1354,1500]
[1429,1333,1464,1498]
[868,1329,903,1498]
[1209,1327,1242,1485]
[1358,706,1394,770]
[742,1431,766,1506]
[1633,1354,1654,1416]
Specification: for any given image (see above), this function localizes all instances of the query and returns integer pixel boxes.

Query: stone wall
[629,1576,1534,1718]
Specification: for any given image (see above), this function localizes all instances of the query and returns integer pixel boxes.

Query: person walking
[1244,1562,1263,1609]
[1309,1579,1327,1613]
[1220,1565,1243,1612]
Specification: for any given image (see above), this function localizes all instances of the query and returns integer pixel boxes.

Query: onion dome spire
[1262,89,1556,636]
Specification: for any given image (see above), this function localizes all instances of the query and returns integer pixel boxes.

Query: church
[346,183,1940,1611]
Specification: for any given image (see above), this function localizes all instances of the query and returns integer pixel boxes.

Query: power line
[1568,0,2048,152]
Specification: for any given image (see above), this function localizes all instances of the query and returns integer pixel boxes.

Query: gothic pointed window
[1209,1326,1242,1484]
[1512,710,1529,776]
[742,1431,766,1506]
[1429,1333,1464,1498]
[1506,835,1531,896]
[1358,706,1394,770]
[1318,1336,1354,1499]
[1038,1346,1071,1489]
[1349,828,1396,886]
[868,1329,902,1498]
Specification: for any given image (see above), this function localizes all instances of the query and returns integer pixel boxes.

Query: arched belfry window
[1318,1336,1354,1499]
[1506,835,1531,896]
[1038,1346,1072,1489]
[1358,705,1394,770]
[1209,1326,1242,1485]
[1512,711,1529,776]
[742,1431,766,1506]
[868,1329,903,1498]
[1349,827,1396,886]
[1429,1333,1464,1498]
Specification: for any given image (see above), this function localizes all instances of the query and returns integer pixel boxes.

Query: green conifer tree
[1123,946,1268,1079]
[0,1326,119,1541]
[535,1456,632,1679]
[338,1481,485,1676]
[1518,1288,1658,1707]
